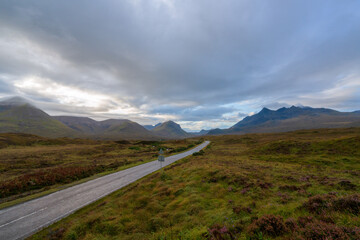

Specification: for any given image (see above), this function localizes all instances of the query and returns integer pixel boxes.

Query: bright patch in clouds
[14,76,134,114]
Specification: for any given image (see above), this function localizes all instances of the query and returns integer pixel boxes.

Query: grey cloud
[0,0,359,129]
[148,104,235,121]
[0,79,13,94]
[238,112,247,118]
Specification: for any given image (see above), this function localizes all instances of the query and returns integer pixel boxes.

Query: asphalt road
[0,141,210,240]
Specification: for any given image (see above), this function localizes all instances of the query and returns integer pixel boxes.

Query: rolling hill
[0,97,77,138]
[208,106,360,135]
[53,117,159,140]
[53,116,102,135]
[99,119,157,140]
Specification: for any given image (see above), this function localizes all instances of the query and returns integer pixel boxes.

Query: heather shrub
[0,166,104,198]
[279,185,301,191]
[284,218,298,232]
[302,194,336,213]
[257,181,273,189]
[232,205,252,215]
[303,194,360,215]
[342,226,360,239]
[333,194,360,215]
[247,215,287,237]
[301,220,348,240]
[338,180,357,190]
[206,224,235,240]
[297,216,314,228]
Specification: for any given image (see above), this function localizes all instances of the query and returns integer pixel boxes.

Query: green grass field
[29,128,360,239]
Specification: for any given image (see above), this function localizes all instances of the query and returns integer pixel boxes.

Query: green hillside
[0,103,77,138]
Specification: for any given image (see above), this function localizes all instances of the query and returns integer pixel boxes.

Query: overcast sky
[0,0,359,131]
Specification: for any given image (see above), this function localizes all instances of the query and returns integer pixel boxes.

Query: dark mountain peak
[259,107,271,113]
[154,121,182,131]
[277,107,287,111]
[162,120,180,127]
[152,120,189,139]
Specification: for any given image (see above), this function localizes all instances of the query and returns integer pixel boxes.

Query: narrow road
[0,141,210,240]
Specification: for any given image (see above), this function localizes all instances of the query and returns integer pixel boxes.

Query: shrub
[342,226,360,239]
[277,192,292,204]
[232,205,252,215]
[128,146,140,150]
[284,218,298,232]
[303,193,360,215]
[279,185,301,191]
[247,215,287,237]
[302,194,336,214]
[257,181,273,189]
[206,224,235,240]
[333,194,360,215]
[193,150,205,156]
[47,228,66,240]
[301,220,348,240]
[0,165,104,198]
[297,216,314,228]
[338,180,357,190]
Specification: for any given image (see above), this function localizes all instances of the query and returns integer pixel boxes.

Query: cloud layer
[0,0,359,130]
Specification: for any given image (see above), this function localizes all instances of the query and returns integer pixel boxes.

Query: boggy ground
[30,128,360,239]
[0,133,202,203]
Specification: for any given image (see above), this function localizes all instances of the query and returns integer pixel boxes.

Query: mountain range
[208,106,360,135]
[0,97,359,139]
[0,97,190,140]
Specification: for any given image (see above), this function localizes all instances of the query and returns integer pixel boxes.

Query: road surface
[0,141,210,240]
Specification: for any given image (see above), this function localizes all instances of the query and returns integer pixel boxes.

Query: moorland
[28,127,360,240]
[0,133,203,206]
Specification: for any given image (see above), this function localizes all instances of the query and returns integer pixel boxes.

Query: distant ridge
[208,106,360,135]
[1,97,358,139]
[0,97,191,140]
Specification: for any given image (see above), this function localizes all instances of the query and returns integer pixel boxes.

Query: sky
[0,0,359,131]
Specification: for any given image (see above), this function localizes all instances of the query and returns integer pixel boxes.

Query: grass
[0,133,204,206]
[29,127,360,239]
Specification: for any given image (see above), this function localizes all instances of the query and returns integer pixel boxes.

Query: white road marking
[0,207,47,229]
